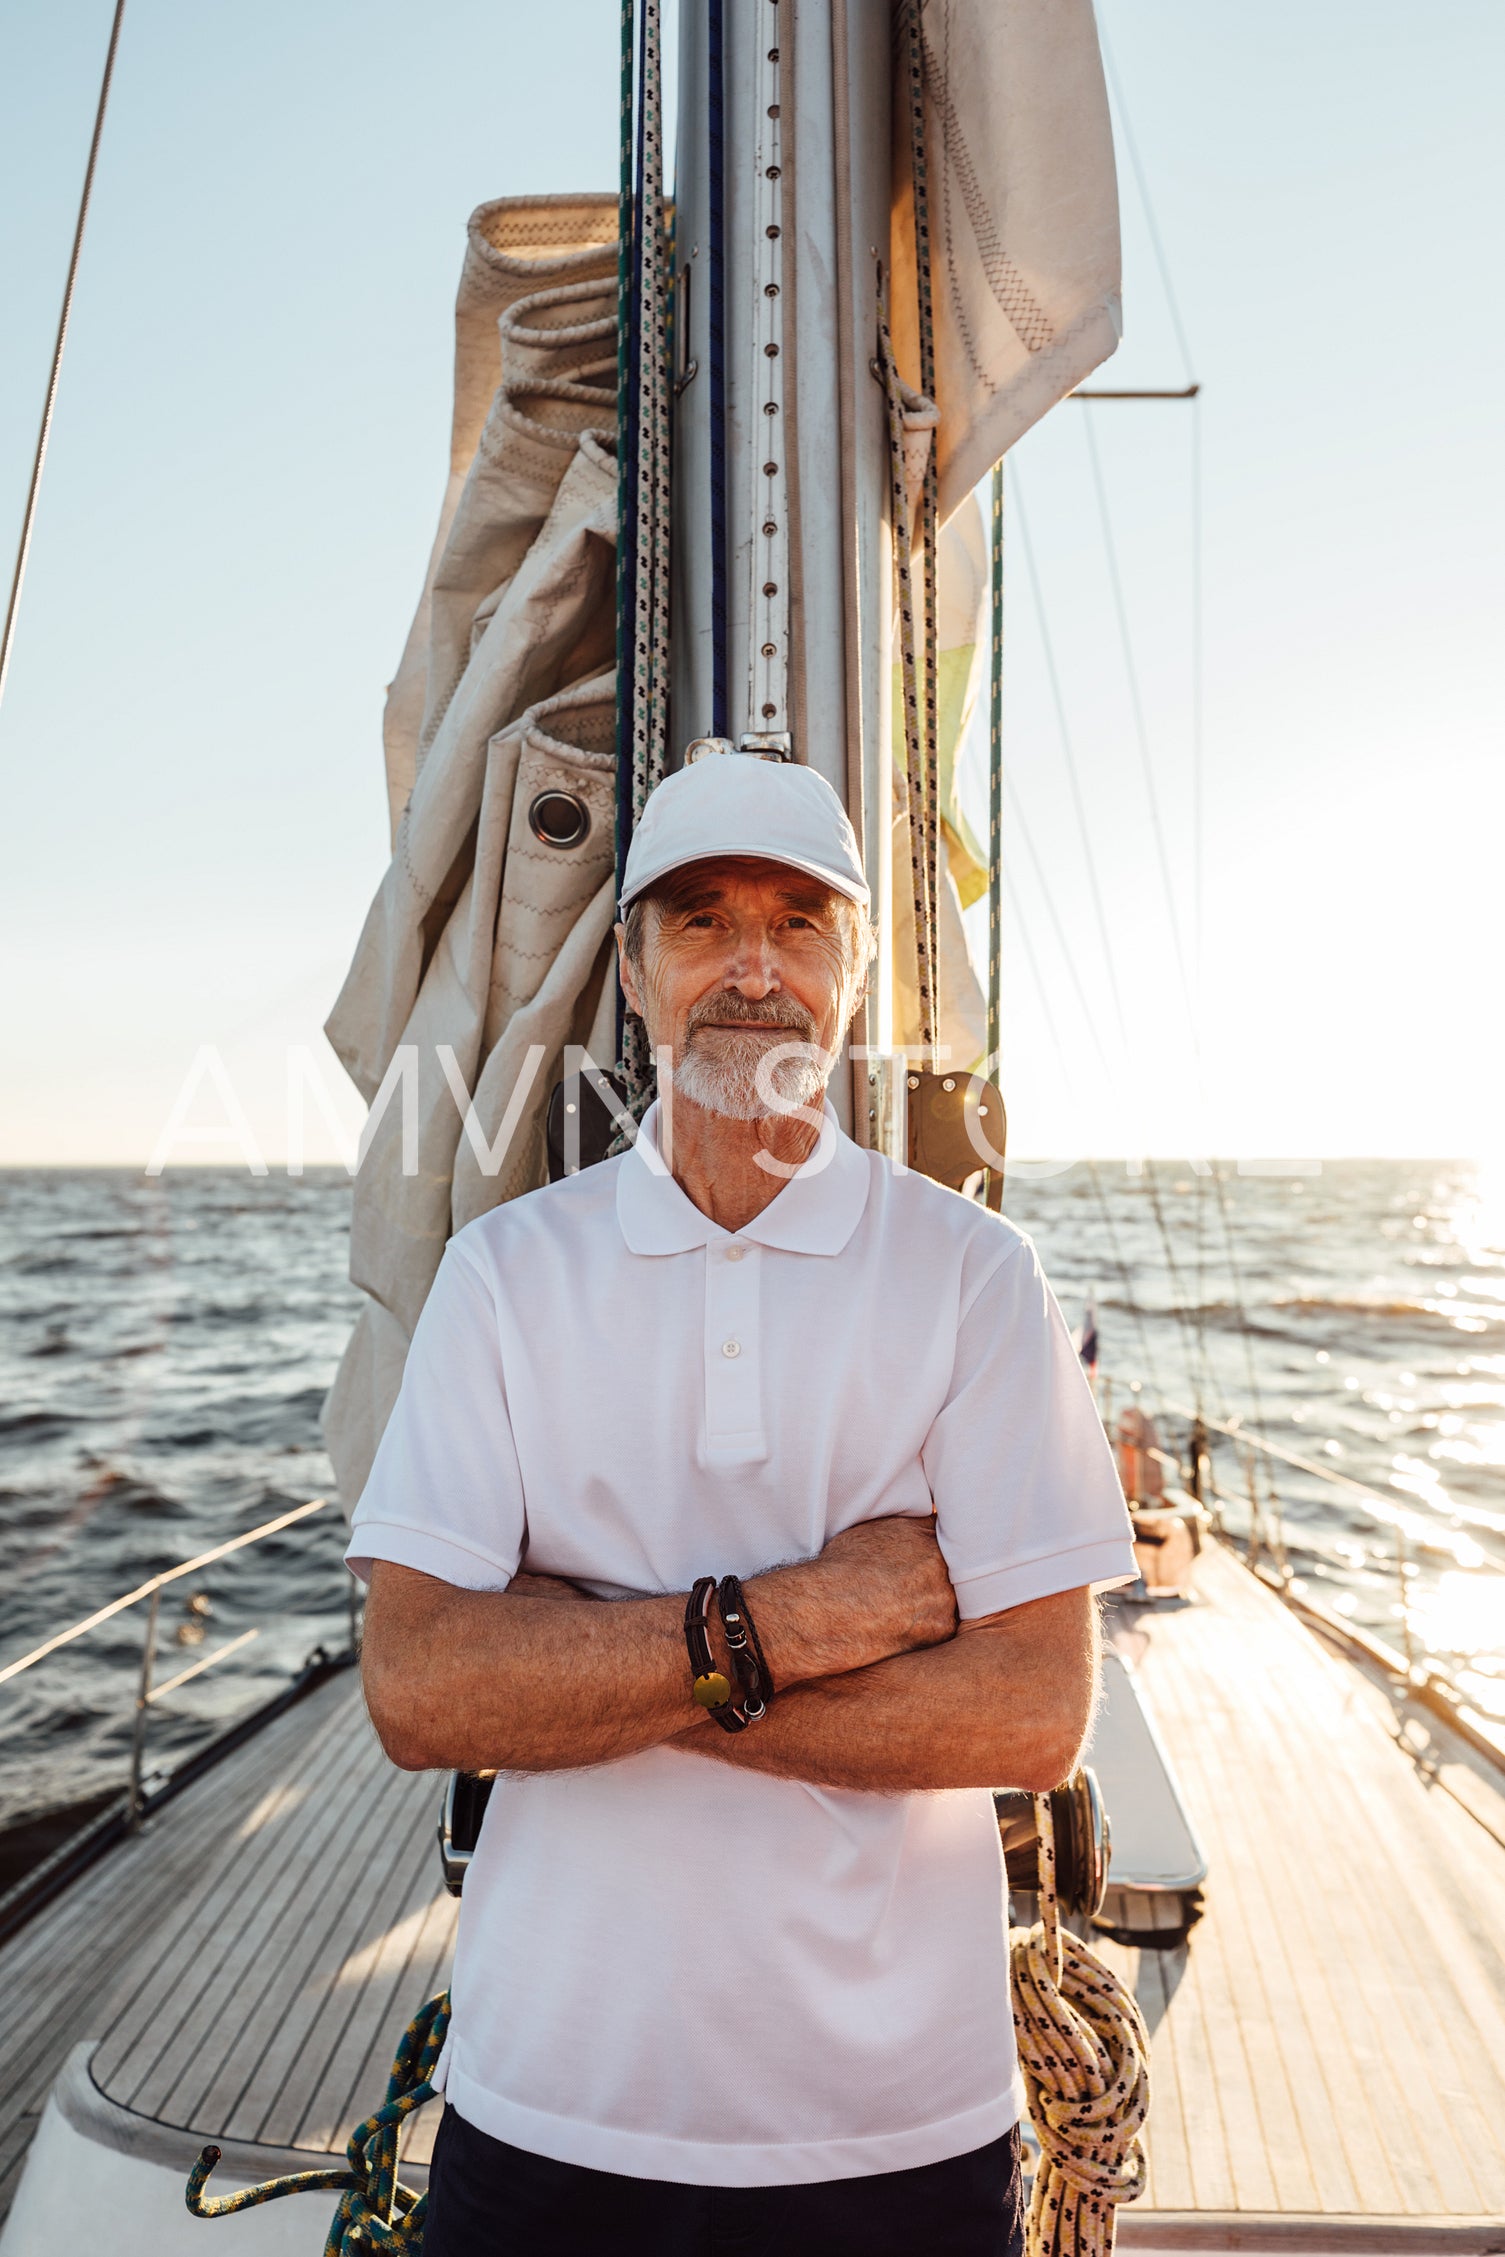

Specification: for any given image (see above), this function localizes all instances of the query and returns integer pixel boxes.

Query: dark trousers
[423,2103,1025,2257]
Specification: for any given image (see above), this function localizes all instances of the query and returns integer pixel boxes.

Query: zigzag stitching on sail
[922,20,1055,356]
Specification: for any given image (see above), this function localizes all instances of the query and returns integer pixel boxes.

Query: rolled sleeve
[923,1238,1136,1619]
[344,1241,526,1591]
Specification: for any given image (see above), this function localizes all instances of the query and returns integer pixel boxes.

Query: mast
[671,3,896,1129]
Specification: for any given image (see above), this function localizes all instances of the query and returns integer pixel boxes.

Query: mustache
[684,991,817,1040]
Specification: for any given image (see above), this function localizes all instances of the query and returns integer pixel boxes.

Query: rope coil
[185,1991,450,2254]
[1010,1796,1149,2257]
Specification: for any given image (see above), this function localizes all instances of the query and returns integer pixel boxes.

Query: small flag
[1077,1293,1098,1375]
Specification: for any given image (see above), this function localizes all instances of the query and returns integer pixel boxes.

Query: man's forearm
[361,1520,957,1775]
[364,1573,704,1773]
[668,1591,1097,1794]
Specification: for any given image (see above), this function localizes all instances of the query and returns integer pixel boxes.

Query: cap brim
[618,847,870,916]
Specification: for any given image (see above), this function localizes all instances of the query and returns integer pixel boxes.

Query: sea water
[1,1160,1501,1834]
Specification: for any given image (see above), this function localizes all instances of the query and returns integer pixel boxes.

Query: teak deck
[0,1674,453,2225]
[3,1540,1504,2248]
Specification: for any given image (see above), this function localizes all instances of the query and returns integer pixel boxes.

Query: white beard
[673,1033,831,1122]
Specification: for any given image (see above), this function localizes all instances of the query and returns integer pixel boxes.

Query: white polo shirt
[347,1104,1134,2188]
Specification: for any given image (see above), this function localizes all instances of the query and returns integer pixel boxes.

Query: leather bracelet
[684,1575,772,1732]
[716,1574,773,1724]
[684,1576,741,1731]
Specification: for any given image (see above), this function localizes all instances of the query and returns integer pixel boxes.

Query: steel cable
[0,0,127,714]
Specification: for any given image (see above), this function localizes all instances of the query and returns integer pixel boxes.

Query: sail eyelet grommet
[528,789,591,849]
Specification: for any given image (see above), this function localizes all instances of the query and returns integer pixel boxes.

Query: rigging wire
[1095,26,1197,390]
[1001,770,1168,1396]
[0,0,127,717]
[1206,1158,1287,1560]
[1010,468,1218,1415]
[1082,398,1278,1534]
[979,315,1145,1380]
[1089,27,1243,1456]
[1002,835,1164,1398]
[1079,411,1245,1432]
[1080,408,1197,1040]
[1009,474,1132,1056]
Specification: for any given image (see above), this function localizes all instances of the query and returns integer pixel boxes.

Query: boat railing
[0,1494,349,1833]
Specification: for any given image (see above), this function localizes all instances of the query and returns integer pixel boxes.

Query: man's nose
[722,922,780,994]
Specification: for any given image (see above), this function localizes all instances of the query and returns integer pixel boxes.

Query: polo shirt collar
[616,1099,871,1259]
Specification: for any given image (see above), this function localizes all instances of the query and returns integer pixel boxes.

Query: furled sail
[323,198,621,1504]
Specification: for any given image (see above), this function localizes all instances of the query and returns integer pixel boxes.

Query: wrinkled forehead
[648,856,847,920]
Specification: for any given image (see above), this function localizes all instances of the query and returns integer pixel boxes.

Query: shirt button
[721,1338,742,1359]
[726,1245,746,1263]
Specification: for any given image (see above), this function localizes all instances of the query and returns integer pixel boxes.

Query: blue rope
[185,1991,450,2254]
[707,0,728,739]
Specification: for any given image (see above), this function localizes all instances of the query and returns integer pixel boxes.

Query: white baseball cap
[619,755,869,914]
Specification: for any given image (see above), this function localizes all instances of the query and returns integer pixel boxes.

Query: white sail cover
[890,0,1122,523]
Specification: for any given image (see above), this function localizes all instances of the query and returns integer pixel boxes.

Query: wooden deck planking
[77,1673,458,2164]
[1174,1898,1279,2212]
[95,1696,393,2115]
[0,1673,359,2223]
[1144,1638,1367,2211]
[1199,1564,1505,2210]
[1278,1748,1494,2214]
[1158,1633,1396,2211]
[1146,1600,1427,2211]
[1130,1947,1194,2210]
[87,1682,362,2090]
[289,1854,458,2156]
[1173,1808,1320,2211]
[1113,1541,1505,2220]
[233,1788,439,2146]
[1272,1639,1505,2204]
[0,1665,457,2222]
[126,1735,421,2131]
[178,1757,420,2134]
[1163,1948,1235,2210]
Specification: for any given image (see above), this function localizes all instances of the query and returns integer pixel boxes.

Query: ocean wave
[1271,1292,1503,1326]
[0,1409,79,1440]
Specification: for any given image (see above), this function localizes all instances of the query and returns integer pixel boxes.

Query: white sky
[1,0,1501,1165]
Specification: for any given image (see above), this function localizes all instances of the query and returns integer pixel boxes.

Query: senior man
[350,755,1135,2257]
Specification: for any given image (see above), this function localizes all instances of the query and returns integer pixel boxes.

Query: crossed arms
[362,1516,1097,1794]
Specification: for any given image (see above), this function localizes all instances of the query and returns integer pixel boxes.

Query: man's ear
[615,924,644,1019]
